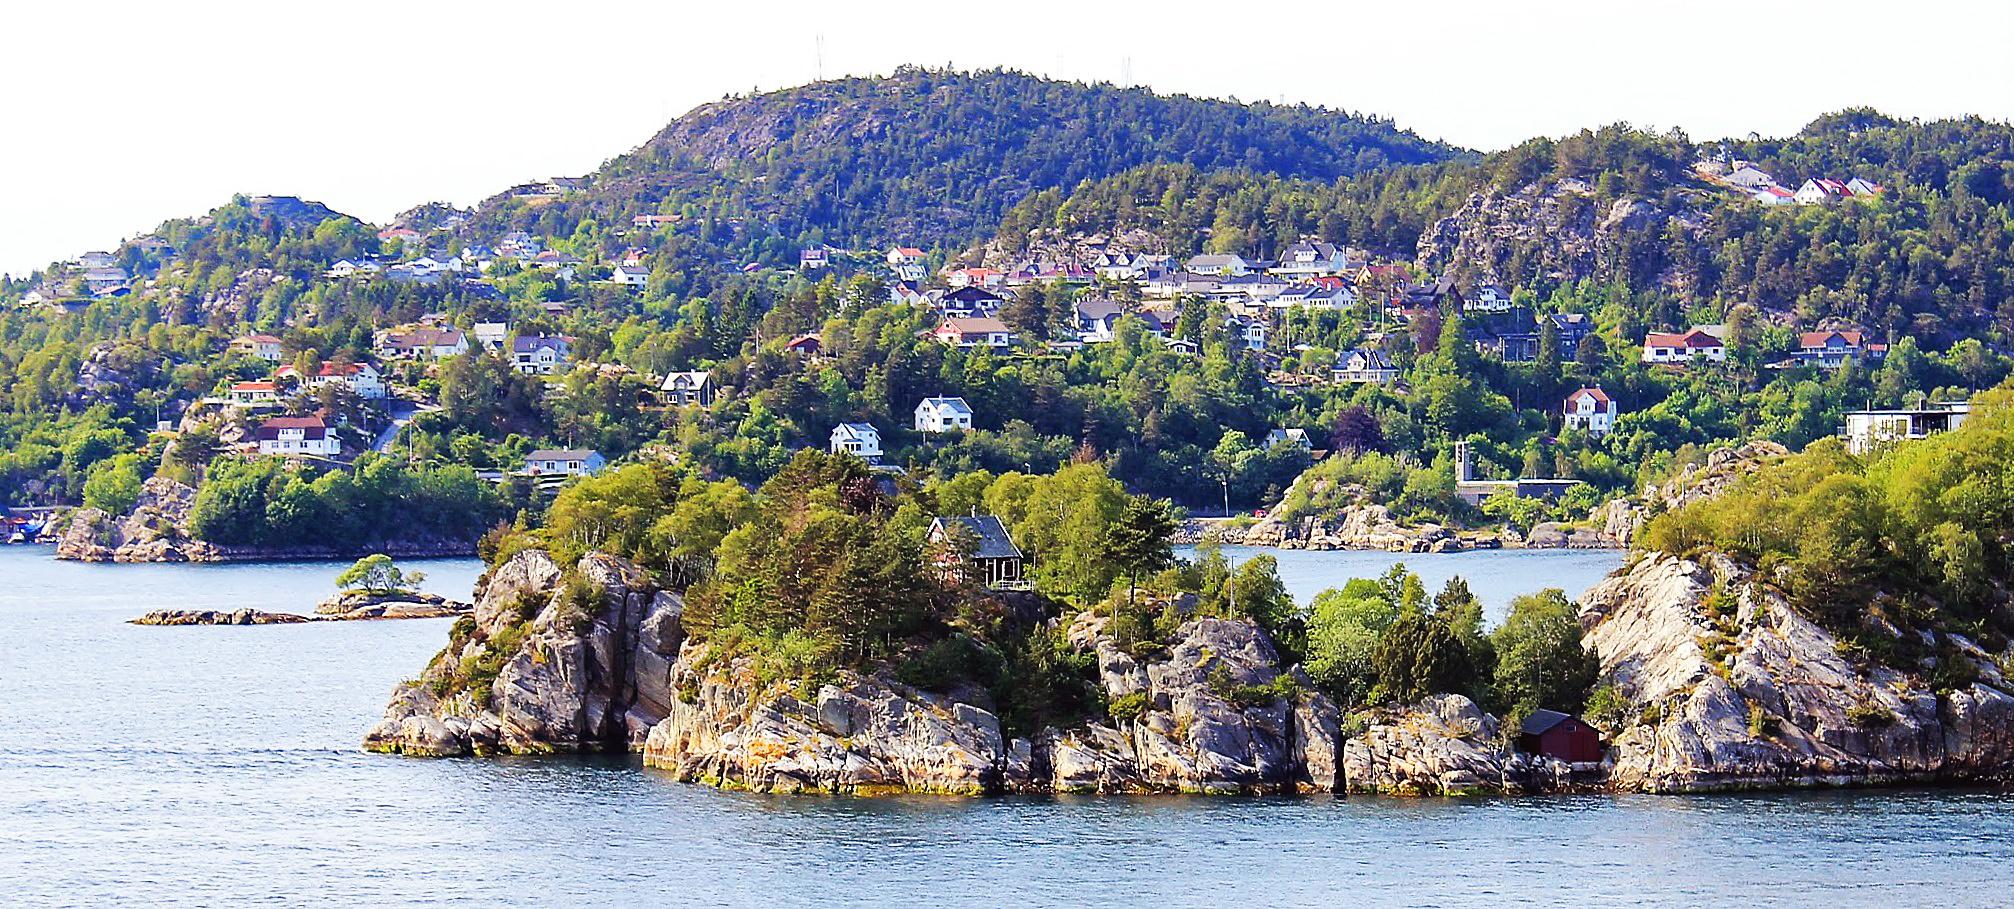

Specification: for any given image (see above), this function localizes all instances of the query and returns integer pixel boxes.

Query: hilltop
[459,67,1464,254]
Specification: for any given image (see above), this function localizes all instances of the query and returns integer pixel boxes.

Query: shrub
[1108,691,1149,723]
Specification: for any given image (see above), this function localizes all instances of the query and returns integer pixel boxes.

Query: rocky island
[366,424,2014,795]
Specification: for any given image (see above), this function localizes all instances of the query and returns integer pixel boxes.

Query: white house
[830,423,883,461]
[1642,328,1726,364]
[1466,284,1515,312]
[256,415,340,457]
[511,335,573,374]
[1269,241,1348,277]
[1562,386,1617,436]
[230,334,285,362]
[521,448,606,477]
[609,265,649,288]
[276,361,387,399]
[1332,348,1399,384]
[376,327,468,360]
[1753,186,1796,206]
[1844,403,1969,454]
[1845,177,1886,198]
[1184,253,1251,276]
[932,317,1014,349]
[914,396,974,433]
[227,380,280,406]
[1794,178,1851,205]
[660,370,715,407]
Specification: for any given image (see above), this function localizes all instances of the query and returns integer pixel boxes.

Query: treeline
[188,455,507,549]
[1644,387,2014,673]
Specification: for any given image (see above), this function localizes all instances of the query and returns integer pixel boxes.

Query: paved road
[373,401,421,454]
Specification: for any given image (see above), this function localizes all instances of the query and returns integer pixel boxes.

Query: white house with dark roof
[660,370,716,407]
[1332,348,1399,384]
[1269,241,1348,277]
[511,335,573,374]
[914,397,974,433]
[256,415,340,457]
[521,449,605,477]
[276,360,386,399]
[609,265,649,288]
[1264,428,1311,450]
[830,423,883,462]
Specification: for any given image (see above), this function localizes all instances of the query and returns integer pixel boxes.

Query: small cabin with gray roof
[926,515,1026,588]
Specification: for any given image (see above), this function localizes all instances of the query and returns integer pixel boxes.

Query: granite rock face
[372,549,1534,796]
[1580,551,2014,792]
[55,477,217,563]
[364,550,685,756]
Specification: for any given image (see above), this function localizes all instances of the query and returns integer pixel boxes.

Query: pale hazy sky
[5,0,2012,279]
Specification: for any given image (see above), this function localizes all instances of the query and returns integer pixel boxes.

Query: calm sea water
[2,545,2012,908]
[1183,544,1625,626]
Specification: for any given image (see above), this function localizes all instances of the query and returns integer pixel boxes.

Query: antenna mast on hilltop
[815,34,824,81]
[1122,56,1132,86]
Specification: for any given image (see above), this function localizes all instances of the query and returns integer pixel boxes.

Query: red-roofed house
[276,361,387,398]
[933,317,1014,349]
[1641,328,1726,364]
[948,268,1005,289]
[1795,330,1885,368]
[256,415,340,457]
[1562,386,1618,436]
[228,380,280,406]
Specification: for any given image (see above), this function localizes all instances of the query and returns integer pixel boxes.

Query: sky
[5,0,2013,279]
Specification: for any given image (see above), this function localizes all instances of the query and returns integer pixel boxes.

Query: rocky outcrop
[1192,479,1483,552]
[1583,440,1789,548]
[364,550,686,756]
[1580,551,2014,792]
[1415,181,1708,296]
[313,590,471,620]
[372,548,1538,795]
[132,609,310,626]
[55,477,217,562]
[642,655,1025,795]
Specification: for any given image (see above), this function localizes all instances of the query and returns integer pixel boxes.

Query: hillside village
[5,166,1961,541]
[2,79,2008,564]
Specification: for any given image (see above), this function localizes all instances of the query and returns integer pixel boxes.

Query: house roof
[918,396,973,415]
[256,416,327,440]
[277,361,371,379]
[1520,709,1579,736]
[932,515,1023,561]
[383,328,464,348]
[1567,386,1613,407]
[833,422,879,440]
[1076,299,1125,320]
[512,335,571,354]
[940,316,1010,334]
[892,246,925,257]
[943,286,1005,304]
[1340,348,1395,371]
[231,380,277,392]
[524,449,598,462]
[1799,330,1865,348]
[660,370,711,390]
[238,334,283,345]
[784,333,822,351]
[1644,328,1722,348]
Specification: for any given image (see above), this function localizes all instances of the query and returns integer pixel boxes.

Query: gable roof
[255,415,327,440]
[1566,386,1613,408]
[833,422,879,440]
[660,370,711,390]
[940,316,1010,334]
[932,515,1023,560]
[1799,330,1865,349]
[1520,709,1576,736]
[918,396,973,415]
[524,449,598,463]
[1644,328,1723,348]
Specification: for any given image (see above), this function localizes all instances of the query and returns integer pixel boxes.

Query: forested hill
[463,67,1465,255]
[988,111,2014,342]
